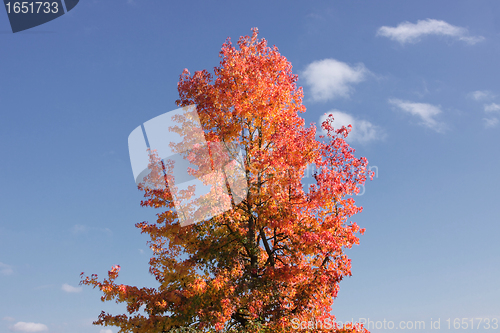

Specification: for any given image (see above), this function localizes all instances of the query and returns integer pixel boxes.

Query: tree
[80,28,373,333]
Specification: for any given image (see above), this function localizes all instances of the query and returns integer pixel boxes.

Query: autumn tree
[80,28,373,333]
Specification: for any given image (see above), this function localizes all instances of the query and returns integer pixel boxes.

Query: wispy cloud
[389,98,447,132]
[483,117,499,128]
[318,110,385,144]
[469,90,495,101]
[10,322,48,332]
[62,283,82,293]
[469,94,500,128]
[301,59,370,101]
[482,103,500,128]
[72,224,87,234]
[0,262,13,276]
[3,317,15,322]
[484,103,500,113]
[377,19,484,45]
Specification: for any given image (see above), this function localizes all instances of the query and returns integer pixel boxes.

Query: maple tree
[80,28,373,333]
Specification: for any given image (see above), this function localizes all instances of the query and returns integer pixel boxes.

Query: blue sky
[1,1,500,332]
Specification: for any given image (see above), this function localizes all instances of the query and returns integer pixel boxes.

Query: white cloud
[0,262,13,276]
[377,19,484,45]
[62,283,82,293]
[318,110,385,144]
[484,103,500,112]
[100,330,113,333]
[3,317,15,322]
[481,103,500,128]
[10,322,48,332]
[469,90,495,101]
[301,59,370,101]
[389,98,447,132]
[483,117,499,128]
[468,96,500,128]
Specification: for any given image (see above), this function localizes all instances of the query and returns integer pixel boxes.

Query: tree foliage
[81,28,373,333]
